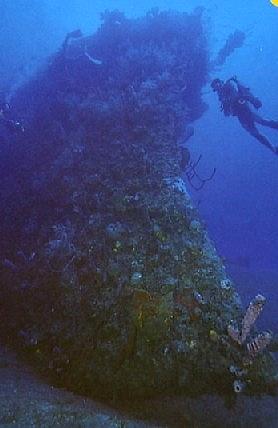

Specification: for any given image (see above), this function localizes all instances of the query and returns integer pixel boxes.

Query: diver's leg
[253,114,278,129]
[238,116,278,153]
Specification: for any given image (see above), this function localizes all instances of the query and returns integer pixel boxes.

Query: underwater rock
[106,222,127,240]
[233,379,246,394]
[130,272,143,286]
[0,9,276,401]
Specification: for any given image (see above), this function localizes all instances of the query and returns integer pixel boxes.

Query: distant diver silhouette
[211,76,278,155]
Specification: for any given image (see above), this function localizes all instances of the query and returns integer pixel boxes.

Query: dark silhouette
[211,76,278,155]
[62,29,83,52]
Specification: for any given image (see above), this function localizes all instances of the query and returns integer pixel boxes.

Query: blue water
[0,0,277,421]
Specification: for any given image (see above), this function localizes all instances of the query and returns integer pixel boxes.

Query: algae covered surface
[0,9,277,402]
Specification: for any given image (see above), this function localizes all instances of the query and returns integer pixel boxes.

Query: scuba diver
[0,100,25,134]
[211,76,278,155]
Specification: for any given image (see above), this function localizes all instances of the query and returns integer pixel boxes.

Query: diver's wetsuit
[214,78,278,154]
[234,97,278,151]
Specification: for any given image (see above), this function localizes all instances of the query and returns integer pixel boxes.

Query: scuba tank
[236,80,262,109]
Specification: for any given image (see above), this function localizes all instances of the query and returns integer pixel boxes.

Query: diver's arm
[220,99,231,116]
